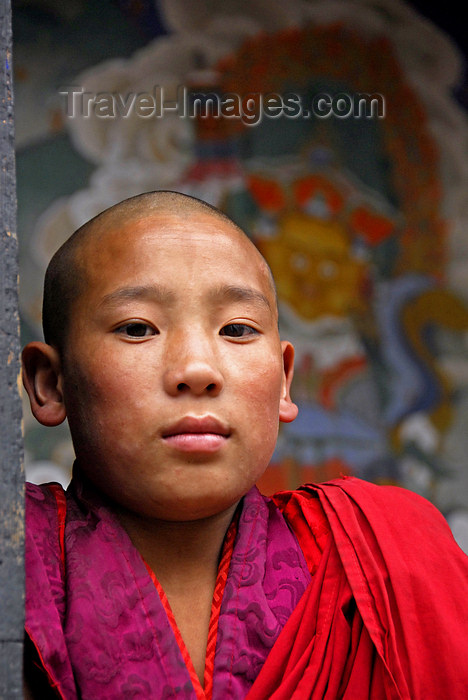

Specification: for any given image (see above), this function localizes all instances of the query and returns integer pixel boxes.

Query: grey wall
[0,1,24,697]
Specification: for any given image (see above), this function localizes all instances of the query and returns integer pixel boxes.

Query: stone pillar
[0,1,24,696]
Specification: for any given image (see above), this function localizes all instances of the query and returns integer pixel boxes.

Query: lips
[161,416,230,453]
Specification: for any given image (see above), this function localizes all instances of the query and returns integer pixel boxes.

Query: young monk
[22,191,468,699]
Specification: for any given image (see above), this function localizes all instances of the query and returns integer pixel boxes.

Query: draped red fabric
[247,477,468,699]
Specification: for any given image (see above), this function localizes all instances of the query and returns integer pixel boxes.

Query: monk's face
[60,210,297,521]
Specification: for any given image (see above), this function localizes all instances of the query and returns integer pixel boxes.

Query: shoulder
[274,476,466,561]
[282,475,443,518]
[26,480,64,502]
[304,476,451,530]
[25,482,67,581]
[295,477,467,572]
[25,481,65,531]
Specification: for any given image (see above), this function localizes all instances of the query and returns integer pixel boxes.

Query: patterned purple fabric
[25,472,312,699]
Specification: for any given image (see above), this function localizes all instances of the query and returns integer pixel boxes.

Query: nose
[162,333,224,397]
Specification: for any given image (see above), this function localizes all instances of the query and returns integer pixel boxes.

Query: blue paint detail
[375,275,441,424]
[277,401,386,472]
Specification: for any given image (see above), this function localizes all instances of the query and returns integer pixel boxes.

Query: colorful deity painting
[175,23,468,505]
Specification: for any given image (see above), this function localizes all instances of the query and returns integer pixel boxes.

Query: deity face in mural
[256,209,369,321]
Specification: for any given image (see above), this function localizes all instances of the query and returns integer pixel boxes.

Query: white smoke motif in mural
[26,0,468,294]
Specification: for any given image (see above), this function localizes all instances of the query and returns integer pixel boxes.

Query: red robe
[248,477,468,699]
[25,475,468,698]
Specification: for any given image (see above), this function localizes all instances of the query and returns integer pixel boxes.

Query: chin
[154,483,250,522]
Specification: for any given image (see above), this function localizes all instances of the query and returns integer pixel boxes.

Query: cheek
[63,355,127,433]
[66,343,138,398]
[238,357,283,431]
[250,353,284,398]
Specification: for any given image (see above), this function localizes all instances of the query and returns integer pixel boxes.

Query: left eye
[220,323,258,338]
[115,322,158,338]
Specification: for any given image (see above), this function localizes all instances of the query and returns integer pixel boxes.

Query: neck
[114,501,240,685]
[115,502,239,591]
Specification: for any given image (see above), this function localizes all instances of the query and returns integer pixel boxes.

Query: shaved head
[42,190,276,351]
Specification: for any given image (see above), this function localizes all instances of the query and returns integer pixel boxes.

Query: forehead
[76,210,274,302]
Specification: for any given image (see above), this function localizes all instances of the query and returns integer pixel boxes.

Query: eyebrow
[99,284,176,308]
[208,284,272,311]
[98,283,272,311]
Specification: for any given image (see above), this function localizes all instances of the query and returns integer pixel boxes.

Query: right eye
[219,323,259,339]
[114,322,159,338]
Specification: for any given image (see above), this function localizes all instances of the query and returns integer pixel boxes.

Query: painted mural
[16,0,468,550]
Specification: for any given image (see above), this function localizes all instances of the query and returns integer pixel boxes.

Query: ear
[279,340,298,423]
[22,342,67,427]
